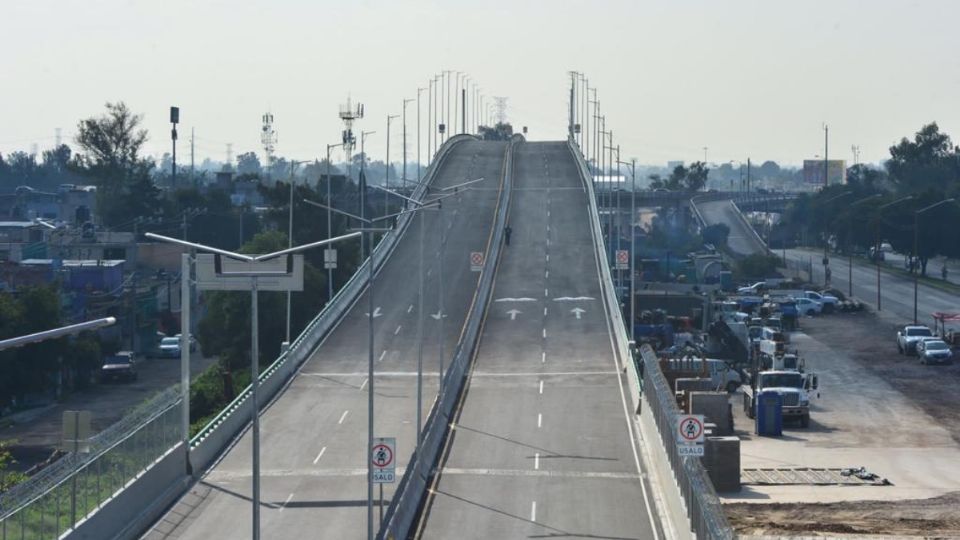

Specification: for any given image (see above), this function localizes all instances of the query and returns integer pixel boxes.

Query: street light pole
[876,196,913,311]
[847,194,883,298]
[913,198,955,323]
[403,98,413,191]
[619,158,637,341]
[326,143,344,301]
[385,114,399,217]
[144,231,361,540]
[417,88,424,182]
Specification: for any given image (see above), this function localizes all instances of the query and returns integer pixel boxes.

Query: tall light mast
[339,97,364,183]
[261,112,277,182]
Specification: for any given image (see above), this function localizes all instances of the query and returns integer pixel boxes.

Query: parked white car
[803,291,839,311]
[794,297,822,316]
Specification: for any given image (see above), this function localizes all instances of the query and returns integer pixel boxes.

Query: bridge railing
[379,136,518,540]
[568,139,734,540]
[639,345,733,540]
[189,133,478,471]
[0,387,182,540]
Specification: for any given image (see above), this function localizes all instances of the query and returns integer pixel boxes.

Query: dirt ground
[726,491,960,537]
[801,311,960,446]
[725,310,960,537]
[1,352,215,472]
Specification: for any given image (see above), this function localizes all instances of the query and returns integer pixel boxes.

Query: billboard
[803,160,846,186]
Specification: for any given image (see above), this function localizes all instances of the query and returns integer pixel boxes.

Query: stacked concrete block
[689,391,734,436]
[703,436,741,492]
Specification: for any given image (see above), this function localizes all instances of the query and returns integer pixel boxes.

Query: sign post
[371,437,396,527]
[676,414,705,457]
[470,251,484,272]
[615,249,629,270]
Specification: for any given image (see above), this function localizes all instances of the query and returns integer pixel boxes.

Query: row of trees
[0,286,105,409]
[777,123,960,275]
[648,161,710,192]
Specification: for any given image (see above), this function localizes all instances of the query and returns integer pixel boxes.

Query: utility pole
[403,99,413,190]
[461,87,467,135]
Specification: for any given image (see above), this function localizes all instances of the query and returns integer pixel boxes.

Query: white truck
[742,370,818,428]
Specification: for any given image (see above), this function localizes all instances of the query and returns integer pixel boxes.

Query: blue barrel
[755,391,783,436]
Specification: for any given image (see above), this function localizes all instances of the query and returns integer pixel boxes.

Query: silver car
[917,339,953,365]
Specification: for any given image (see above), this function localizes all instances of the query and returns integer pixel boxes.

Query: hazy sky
[3,0,959,168]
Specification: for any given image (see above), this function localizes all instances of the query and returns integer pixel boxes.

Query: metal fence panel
[0,388,182,540]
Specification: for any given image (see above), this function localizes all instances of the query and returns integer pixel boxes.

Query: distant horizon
[2,1,957,169]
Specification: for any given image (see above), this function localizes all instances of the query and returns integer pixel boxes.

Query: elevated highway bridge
[5,136,738,540]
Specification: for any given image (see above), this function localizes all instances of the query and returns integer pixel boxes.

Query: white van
[665,357,742,393]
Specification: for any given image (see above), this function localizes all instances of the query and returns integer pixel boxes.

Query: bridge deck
[142,140,508,540]
[416,141,660,539]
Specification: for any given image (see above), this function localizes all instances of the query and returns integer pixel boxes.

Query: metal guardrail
[189,134,477,471]
[379,137,517,540]
[568,139,733,540]
[0,387,182,539]
[640,345,733,540]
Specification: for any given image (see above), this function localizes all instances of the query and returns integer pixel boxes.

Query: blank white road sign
[195,253,304,291]
[371,437,396,483]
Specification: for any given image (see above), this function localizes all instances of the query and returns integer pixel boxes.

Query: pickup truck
[802,291,839,313]
[897,325,934,355]
[101,352,138,383]
[743,370,818,427]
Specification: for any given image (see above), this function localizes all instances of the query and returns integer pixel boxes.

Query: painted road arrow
[431,310,447,320]
[365,307,383,318]
[571,307,586,319]
[506,309,522,320]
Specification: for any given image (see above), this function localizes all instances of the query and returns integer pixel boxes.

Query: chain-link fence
[0,387,182,540]
[639,345,734,540]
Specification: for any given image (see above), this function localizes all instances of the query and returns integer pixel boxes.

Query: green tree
[73,102,162,228]
[886,123,960,194]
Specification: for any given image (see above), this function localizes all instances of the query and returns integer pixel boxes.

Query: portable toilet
[755,390,783,436]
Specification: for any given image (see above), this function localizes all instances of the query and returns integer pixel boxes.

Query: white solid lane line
[531,501,537,522]
[279,493,294,512]
[338,410,349,424]
[313,446,327,465]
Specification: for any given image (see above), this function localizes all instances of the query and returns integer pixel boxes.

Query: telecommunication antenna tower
[493,97,508,125]
[339,97,364,176]
[261,112,277,178]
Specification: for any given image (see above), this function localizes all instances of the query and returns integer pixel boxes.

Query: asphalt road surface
[416,142,660,539]
[696,199,766,256]
[142,139,508,540]
[784,248,960,327]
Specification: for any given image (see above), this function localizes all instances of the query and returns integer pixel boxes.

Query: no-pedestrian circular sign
[371,443,394,469]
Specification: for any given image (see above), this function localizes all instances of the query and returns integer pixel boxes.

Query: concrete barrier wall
[379,137,518,540]
[67,445,189,540]
[59,135,475,540]
[566,138,693,540]
[188,134,477,473]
